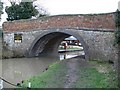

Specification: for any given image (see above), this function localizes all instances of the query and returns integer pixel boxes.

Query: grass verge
[19,59,118,88]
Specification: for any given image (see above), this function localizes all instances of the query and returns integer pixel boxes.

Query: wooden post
[28,82,31,88]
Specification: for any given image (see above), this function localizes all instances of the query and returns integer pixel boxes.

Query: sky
[0,0,120,26]
[37,0,119,15]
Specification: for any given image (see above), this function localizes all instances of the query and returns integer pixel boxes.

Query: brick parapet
[3,12,116,32]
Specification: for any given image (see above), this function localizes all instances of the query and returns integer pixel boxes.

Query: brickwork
[3,13,115,32]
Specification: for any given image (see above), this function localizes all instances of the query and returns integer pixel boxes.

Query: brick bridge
[3,12,118,61]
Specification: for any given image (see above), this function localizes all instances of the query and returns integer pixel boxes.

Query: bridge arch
[27,29,89,60]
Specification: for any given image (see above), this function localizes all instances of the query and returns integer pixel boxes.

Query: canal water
[2,50,84,88]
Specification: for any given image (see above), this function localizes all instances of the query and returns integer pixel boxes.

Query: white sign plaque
[0,79,3,89]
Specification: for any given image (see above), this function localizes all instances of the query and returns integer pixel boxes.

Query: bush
[0,29,2,37]
[115,10,120,45]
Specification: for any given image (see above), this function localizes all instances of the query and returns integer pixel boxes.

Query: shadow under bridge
[27,30,89,60]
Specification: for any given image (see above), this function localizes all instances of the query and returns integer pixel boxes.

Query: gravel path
[64,57,90,88]
[64,58,78,88]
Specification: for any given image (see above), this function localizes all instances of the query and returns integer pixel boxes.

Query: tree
[0,1,3,20]
[0,1,3,37]
[115,10,120,45]
[5,1,39,21]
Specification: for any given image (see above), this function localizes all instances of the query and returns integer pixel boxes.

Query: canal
[2,50,84,88]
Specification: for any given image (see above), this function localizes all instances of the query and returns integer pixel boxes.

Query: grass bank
[19,58,118,88]
[21,61,68,88]
[74,60,117,88]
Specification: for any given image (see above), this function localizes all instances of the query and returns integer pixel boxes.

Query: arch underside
[27,30,89,60]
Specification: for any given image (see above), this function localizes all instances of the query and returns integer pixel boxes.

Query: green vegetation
[0,28,2,37]
[59,48,81,51]
[5,0,48,21]
[59,45,82,51]
[21,61,68,88]
[19,59,118,88]
[75,68,109,88]
[5,1,38,21]
[0,1,3,19]
[115,10,120,45]
[74,60,118,88]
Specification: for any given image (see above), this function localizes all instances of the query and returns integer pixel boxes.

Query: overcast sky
[0,0,119,26]
[37,0,119,15]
